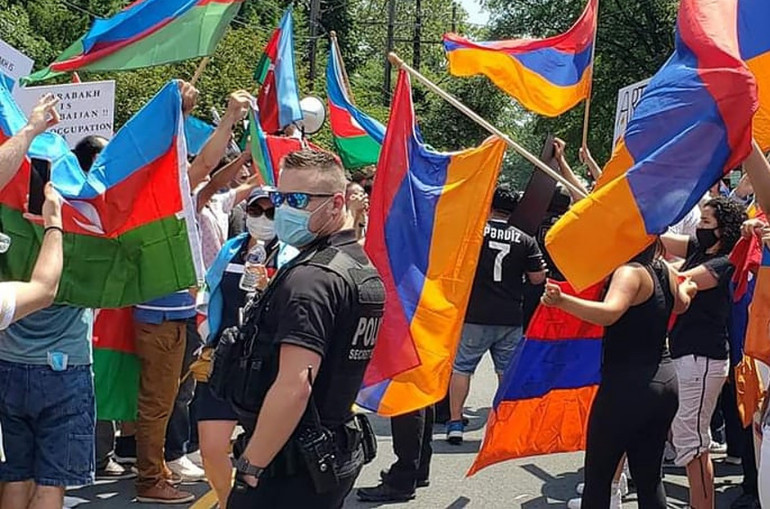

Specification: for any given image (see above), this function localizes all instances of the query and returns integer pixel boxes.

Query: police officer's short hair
[283,150,346,191]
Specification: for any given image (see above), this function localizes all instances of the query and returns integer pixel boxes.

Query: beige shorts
[671,355,729,467]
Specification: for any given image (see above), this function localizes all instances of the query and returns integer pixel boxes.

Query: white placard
[613,77,651,150]
[15,81,115,148]
[0,39,34,95]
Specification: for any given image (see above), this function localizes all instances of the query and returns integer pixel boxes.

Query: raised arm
[3,183,64,324]
[541,265,642,327]
[744,139,770,215]
[0,94,59,190]
[554,138,588,202]
[579,145,602,181]
[188,90,252,189]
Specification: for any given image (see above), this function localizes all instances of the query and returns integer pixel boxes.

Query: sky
[458,0,490,25]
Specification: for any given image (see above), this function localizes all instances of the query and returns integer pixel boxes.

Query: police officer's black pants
[385,405,434,492]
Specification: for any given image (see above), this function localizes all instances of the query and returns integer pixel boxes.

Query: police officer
[220,150,384,508]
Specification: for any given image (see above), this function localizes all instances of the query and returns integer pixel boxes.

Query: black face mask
[696,227,719,249]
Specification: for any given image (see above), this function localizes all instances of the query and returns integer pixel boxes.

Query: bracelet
[44,226,64,235]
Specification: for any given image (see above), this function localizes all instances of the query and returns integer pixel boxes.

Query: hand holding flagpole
[387,53,587,199]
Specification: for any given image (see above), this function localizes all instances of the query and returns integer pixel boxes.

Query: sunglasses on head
[246,205,275,220]
[269,191,336,210]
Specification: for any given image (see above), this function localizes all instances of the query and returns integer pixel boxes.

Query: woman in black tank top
[542,241,697,508]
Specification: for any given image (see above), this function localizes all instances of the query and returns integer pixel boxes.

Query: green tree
[482,0,679,168]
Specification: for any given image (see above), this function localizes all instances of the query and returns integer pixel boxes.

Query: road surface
[65,356,746,508]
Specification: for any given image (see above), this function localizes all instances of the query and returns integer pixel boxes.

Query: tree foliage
[482,0,679,170]
[0,0,670,189]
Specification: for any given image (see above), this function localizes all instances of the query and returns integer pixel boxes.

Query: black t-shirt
[669,238,735,360]
[465,220,545,326]
[258,230,384,427]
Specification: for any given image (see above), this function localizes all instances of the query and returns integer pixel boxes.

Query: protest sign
[0,39,34,95]
[612,78,651,150]
[15,80,115,147]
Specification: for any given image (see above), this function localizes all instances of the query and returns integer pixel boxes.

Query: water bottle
[239,241,268,292]
[0,233,11,254]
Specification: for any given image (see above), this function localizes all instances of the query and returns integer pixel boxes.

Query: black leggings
[582,362,678,509]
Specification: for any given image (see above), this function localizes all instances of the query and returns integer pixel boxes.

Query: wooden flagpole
[190,57,211,86]
[330,31,356,105]
[581,0,599,150]
[387,53,588,199]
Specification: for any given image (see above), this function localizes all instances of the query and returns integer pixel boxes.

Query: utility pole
[308,0,322,90]
[451,1,457,32]
[384,0,396,105]
[413,0,422,70]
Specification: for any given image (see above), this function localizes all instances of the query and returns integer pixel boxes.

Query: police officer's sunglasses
[269,191,336,210]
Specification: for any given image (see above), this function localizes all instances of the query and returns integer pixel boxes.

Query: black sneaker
[115,435,137,464]
[379,469,429,488]
[357,483,416,503]
[96,459,137,481]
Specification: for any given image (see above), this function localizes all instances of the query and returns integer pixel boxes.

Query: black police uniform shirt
[669,238,735,360]
[259,230,382,427]
[465,219,545,327]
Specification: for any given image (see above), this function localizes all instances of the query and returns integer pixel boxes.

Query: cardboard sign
[613,78,651,150]
[15,81,115,147]
[0,39,34,95]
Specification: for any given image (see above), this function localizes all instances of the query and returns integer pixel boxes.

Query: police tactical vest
[228,238,385,427]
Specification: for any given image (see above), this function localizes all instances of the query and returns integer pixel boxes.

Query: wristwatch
[233,456,265,478]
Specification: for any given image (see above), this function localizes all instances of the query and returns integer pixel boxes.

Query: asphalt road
[65,356,747,508]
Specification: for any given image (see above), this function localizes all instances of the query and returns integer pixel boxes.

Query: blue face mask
[274,203,319,247]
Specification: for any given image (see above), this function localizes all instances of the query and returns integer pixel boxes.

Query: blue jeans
[453,324,523,375]
[0,360,95,486]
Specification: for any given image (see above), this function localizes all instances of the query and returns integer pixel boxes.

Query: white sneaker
[576,474,626,496]
[664,441,677,463]
[567,485,623,508]
[166,455,206,482]
[709,440,727,454]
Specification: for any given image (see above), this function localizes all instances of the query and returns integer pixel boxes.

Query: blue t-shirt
[134,291,196,324]
[0,305,93,366]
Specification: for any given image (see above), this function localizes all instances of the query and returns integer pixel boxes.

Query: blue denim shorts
[0,360,95,487]
[453,324,523,375]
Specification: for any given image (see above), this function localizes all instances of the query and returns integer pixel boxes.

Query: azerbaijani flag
[469,281,603,474]
[255,8,302,134]
[23,0,242,84]
[326,37,385,169]
[443,0,597,117]
[93,308,138,421]
[0,80,203,308]
[249,107,277,186]
[546,0,758,291]
[357,70,507,417]
[739,0,770,151]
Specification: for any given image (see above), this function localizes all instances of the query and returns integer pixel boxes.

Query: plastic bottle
[239,241,268,292]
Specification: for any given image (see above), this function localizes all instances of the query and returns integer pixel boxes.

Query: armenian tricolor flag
[442,0,597,117]
[0,80,203,308]
[470,281,604,474]
[739,0,770,151]
[326,37,385,170]
[546,0,758,291]
[255,8,303,134]
[23,0,241,84]
[357,70,507,417]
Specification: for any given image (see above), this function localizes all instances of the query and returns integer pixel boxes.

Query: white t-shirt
[669,206,701,237]
[197,189,237,270]
[0,283,16,331]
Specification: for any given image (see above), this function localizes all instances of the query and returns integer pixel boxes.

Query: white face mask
[246,215,275,241]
